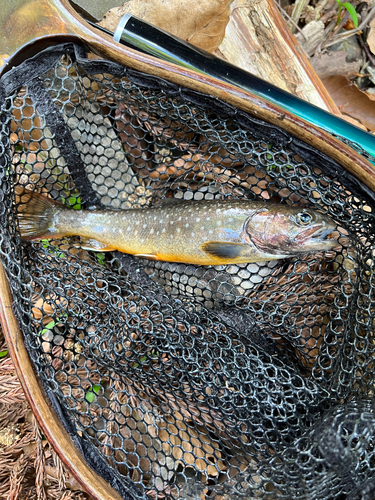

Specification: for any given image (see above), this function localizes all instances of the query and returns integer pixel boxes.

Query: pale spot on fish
[229,218,233,222]
[185,223,189,228]
[196,218,200,222]
[143,224,147,228]
[177,228,181,233]
[162,228,166,233]
[191,232,195,237]
[178,216,181,221]
[150,229,154,234]
[209,230,213,234]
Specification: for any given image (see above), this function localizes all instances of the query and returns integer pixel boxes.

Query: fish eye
[296,212,313,226]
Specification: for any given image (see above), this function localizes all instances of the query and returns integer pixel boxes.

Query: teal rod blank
[109,15,375,162]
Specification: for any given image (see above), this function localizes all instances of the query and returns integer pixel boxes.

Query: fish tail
[17,189,66,241]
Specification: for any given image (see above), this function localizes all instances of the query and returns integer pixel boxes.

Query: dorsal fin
[155,197,185,207]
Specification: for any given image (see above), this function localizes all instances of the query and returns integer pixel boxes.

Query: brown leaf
[322,75,375,132]
[367,17,375,55]
[311,51,362,79]
[100,0,233,53]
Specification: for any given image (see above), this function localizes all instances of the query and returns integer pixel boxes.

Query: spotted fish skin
[18,192,337,266]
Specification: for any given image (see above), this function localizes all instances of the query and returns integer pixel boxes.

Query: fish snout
[295,220,337,251]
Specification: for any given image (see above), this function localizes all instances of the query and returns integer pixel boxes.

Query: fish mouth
[296,223,337,251]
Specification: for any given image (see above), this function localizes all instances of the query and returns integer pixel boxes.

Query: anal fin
[80,237,116,252]
[134,253,158,260]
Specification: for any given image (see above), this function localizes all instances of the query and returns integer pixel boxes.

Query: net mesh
[1,43,375,500]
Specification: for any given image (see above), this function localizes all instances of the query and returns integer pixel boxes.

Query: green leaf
[40,320,56,335]
[62,195,81,210]
[0,350,9,358]
[40,240,65,259]
[85,391,95,403]
[342,3,359,27]
[334,0,343,24]
[70,196,82,210]
[86,384,101,402]
[96,253,106,266]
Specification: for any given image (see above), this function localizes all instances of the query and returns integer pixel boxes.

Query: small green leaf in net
[40,320,56,335]
[85,391,95,403]
[86,384,101,403]
[96,253,106,266]
[0,350,9,358]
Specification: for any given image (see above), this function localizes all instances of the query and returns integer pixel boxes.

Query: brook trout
[18,191,337,265]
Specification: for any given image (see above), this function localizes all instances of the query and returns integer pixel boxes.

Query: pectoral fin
[80,237,116,252]
[201,241,250,260]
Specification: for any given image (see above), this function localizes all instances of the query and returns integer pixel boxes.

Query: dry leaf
[311,51,362,79]
[367,17,375,55]
[365,87,375,101]
[341,114,368,130]
[44,465,85,491]
[322,75,375,132]
[100,0,233,53]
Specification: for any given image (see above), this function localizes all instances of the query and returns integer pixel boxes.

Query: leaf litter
[281,0,375,131]
[0,322,91,499]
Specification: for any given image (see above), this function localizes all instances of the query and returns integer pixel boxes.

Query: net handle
[1,0,375,194]
[0,262,124,500]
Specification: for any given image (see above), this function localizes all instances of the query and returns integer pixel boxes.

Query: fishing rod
[90,14,375,161]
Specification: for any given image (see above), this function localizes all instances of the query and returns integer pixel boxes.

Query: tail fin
[16,188,66,241]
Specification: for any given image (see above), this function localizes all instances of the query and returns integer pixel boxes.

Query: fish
[17,191,337,266]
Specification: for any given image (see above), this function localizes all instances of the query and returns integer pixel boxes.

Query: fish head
[244,206,337,256]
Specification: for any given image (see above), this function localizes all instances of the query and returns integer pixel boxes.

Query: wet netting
[1,43,375,500]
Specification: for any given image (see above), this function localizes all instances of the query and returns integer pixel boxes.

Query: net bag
[1,42,375,500]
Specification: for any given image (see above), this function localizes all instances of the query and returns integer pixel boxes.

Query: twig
[9,454,28,500]
[316,14,348,55]
[290,0,311,33]
[274,0,308,38]
[321,5,375,50]
[34,416,47,500]
[358,34,375,68]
